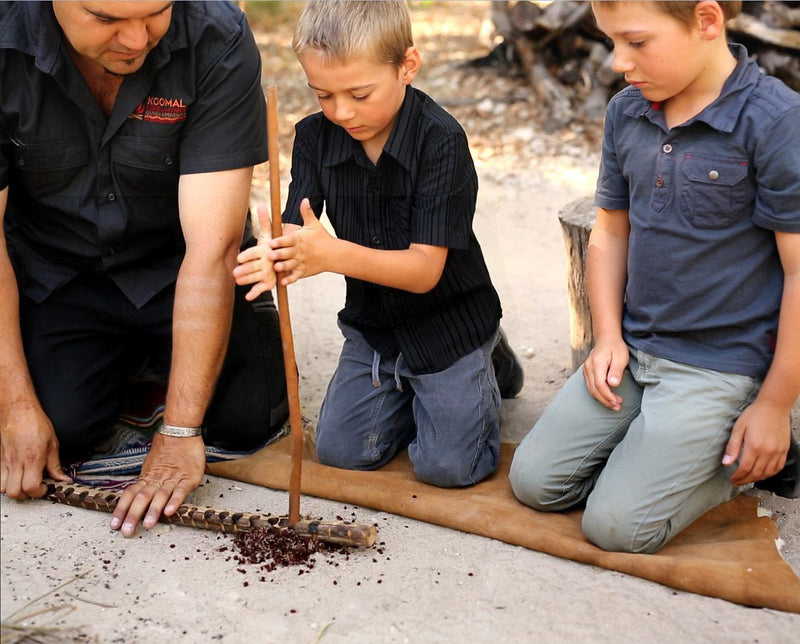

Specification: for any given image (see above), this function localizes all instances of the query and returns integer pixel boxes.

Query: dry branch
[43,481,377,548]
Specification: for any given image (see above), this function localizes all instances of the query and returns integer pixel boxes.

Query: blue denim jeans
[315,321,501,487]
[509,347,760,553]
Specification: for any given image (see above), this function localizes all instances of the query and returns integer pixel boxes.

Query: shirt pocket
[111,136,180,236]
[12,138,88,198]
[111,135,179,197]
[680,155,752,229]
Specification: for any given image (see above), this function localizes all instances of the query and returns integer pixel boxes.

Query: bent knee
[315,434,380,471]
[582,501,669,554]
[412,452,498,488]
[413,461,471,488]
[509,453,572,511]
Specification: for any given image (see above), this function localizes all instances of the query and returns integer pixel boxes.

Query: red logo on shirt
[129,96,187,123]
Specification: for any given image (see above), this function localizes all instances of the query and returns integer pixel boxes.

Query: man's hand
[1,404,71,499]
[582,337,629,411]
[233,204,277,301]
[722,400,791,487]
[110,434,206,537]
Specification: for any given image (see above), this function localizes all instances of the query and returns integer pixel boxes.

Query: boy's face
[298,48,420,156]
[593,2,708,104]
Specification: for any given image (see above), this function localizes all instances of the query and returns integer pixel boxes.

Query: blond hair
[293,0,413,66]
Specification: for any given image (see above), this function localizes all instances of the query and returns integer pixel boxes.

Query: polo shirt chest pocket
[680,155,753,229]
[111,135,180,199]
[12,138,88,198]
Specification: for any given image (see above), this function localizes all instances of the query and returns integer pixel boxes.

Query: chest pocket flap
[111,135,179,198]
[680,155,752,229]
[13,138,88,197]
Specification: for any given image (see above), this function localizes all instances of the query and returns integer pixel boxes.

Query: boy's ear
[694,1,726,40]
[400,46,422,85]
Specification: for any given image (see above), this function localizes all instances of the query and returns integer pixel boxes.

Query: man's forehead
[69,1,174,21]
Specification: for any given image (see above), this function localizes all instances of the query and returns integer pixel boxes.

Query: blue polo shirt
[595,44,800,378]
[284,86,502,374]
[0,1,267,307]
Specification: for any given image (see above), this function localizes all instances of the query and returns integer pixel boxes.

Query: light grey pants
[509,348,760,553]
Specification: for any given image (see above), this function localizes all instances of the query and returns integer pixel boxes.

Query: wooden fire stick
[44,481,377,548]
[266,85,304,525]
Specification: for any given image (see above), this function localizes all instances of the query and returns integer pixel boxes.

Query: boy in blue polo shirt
[510,0,800,554]
[235,0,522,487]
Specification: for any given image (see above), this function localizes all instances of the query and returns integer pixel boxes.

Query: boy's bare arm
[583,207,630,411]
[725,231,800,486]
[264,198,447,293]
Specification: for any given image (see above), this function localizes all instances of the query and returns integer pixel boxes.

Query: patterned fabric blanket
[64,402,289,489]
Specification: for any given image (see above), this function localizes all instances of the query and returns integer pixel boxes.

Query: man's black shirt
[0,1,267,307]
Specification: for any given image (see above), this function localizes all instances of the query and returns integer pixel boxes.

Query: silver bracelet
[158,423,203,438]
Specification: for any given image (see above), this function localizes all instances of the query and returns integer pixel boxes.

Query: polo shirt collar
[321,86,420,170]
[623,43,759,134]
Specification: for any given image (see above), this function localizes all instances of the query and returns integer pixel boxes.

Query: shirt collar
[383,86,421,171]
[321,86,421,170]
[623,43,760,133]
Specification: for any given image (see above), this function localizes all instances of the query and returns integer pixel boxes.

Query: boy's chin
[637,87,675,105]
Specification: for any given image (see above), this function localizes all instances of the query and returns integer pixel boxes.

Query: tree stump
[558,196,596,371]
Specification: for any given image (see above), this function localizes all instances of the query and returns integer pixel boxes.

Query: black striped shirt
[283,87,501,374]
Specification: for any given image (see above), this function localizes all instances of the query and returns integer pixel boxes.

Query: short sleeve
[594,97,630,211]
[283,118,325,226]
[751,106,800,233]
[411,130,476,249]
[178,14,267,174]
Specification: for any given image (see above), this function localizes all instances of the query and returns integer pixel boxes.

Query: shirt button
[107,193,117,202]
[108,247,117,256]
[17,157,26,167]
[655,176,665,188]
[372,236,382,246]
[662,144,673,154]
[164,155,174,167]
[708,170,719,181]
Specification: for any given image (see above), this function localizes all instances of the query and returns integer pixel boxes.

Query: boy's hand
[270,198,333,285]
[723,400,791,487]
[582,337,628,411]
[233,204,277,301]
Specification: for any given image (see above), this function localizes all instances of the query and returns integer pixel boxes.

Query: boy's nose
[333,100,355,124]
[611,51,634,74]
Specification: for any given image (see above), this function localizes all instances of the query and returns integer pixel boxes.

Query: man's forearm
[0,188,42,416]
[165,260,236,428]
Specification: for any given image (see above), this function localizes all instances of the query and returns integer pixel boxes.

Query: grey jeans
[315,321,501,488]
[509,348,760,553]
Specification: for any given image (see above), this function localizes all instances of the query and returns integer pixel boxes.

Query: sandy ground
[2,3,799,642]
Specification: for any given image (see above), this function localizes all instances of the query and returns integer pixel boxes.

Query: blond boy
[235,0,522,486]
